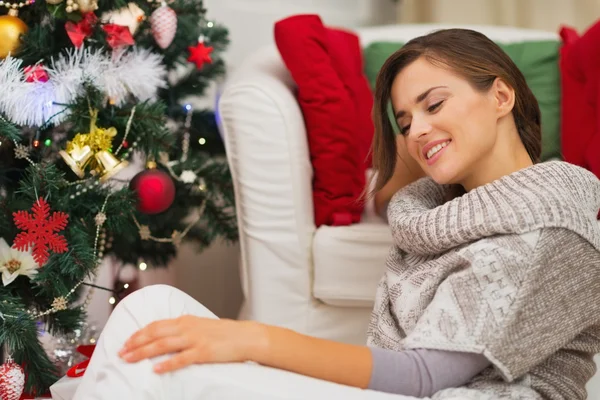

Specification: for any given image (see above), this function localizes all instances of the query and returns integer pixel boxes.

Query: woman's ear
[492,77,515,118]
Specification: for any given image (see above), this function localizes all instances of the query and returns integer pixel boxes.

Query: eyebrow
[394,86,448,119]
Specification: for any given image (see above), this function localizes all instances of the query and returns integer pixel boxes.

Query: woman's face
[390,57,501,186]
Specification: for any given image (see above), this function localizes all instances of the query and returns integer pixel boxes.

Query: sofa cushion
[363,40,561,161]
[274,14,374,227]
[312,212,392,307]
[559,21,600,181]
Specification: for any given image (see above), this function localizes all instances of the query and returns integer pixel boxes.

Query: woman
[71,29,600,400]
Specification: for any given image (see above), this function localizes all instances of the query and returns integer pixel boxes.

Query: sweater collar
[388,161,600,256]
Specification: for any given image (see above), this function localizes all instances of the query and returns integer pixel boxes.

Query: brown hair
[370,28,542,194]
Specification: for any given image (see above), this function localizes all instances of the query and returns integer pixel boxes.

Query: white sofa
[218,23,600,398]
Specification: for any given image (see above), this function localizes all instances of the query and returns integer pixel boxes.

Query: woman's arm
[374,135,425,219]
[121,316,489,395]
[250,324,490,395]
[250,323,373,388]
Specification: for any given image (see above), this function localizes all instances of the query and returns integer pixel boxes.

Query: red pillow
[559,20,600,180]
[325,28,375,168]
[274,14,374,227]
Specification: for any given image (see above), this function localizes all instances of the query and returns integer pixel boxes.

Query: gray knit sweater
[367,161,600,400]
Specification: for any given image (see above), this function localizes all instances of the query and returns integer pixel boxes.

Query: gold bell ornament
[0,9,29,59]
[60,110,128,181]
[94,150,127,182]
[58,138,93,178]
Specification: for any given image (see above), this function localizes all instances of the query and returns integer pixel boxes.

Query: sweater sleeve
[368,347,490,397]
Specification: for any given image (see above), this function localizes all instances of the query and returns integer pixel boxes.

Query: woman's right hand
[374,135,424,219]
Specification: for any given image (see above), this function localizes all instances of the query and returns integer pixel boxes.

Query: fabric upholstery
[274,14,374,227]
[559,20,600,180]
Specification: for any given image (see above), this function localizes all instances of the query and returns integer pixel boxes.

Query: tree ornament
[65,12,96,48]
[12,198,69,266]
[180,170,196,183]
[187,41,213,70]
[0,14,28,59]
[13,143,29,160]
[64,0,79,13]
[60,109,128,181]
[101,2,145,35]
[0,238,38,286]
[52,296,68,311]
[0,356,25,400]
[138,225,151,240]
[102,24,134,49]
[149,2,177,49]
[76,0,97,13]
[24,64,49,83]
[94,212,106,227]
[129,168,175,214]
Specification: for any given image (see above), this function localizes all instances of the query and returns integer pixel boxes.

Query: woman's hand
[118,316,266,373]
[373,135,424,218]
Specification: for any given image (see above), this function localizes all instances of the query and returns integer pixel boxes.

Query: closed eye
[398,100,444,135]
[427,100,444,112]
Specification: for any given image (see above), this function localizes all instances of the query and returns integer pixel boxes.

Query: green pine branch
[0,296,60,394]
[0,0,235,393]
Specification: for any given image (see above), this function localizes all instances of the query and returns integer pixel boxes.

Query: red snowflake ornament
[12,198,69,266]
[187,42,213,70]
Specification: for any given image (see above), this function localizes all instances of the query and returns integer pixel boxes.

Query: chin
[426,164,463,186]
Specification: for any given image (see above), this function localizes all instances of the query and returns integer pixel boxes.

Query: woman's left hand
[118,316,266,373]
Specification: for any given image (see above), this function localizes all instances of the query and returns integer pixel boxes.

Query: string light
[108,297,116,305]
[207,21,213,27]
[124,283,129,289]
[138,262,147,271]
[32,135,41,148]
[198,138,206,145]
[44,139,51,147]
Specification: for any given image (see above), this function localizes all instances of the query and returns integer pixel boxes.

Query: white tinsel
[0,47,167,127]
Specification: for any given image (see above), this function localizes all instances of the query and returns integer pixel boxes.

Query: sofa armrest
[218,46,317,330]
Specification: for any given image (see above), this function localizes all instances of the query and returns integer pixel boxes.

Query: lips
[422,139,451,160]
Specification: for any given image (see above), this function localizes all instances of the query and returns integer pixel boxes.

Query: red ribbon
[66,344,95,378]
[24,65,49,83]
[65,13,98,48]
[102,24,134,49]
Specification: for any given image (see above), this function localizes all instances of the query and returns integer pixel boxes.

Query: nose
[408,114,432,140]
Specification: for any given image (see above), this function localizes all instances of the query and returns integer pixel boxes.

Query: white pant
[72,285,416,400]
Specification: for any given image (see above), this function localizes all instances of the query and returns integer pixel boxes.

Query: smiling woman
[68,28,600,400]
[371,29,541,195]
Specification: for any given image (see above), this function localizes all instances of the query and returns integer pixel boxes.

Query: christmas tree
[0,0,236,394]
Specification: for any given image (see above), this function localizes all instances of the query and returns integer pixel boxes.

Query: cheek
[406,139,421,161]
[455,103,496,148]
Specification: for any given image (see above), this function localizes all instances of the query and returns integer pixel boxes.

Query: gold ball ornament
[77,0,98,12]
[0,14,28,59]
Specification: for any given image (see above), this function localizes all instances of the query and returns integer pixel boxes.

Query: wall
[205,0,398,72]
[398,0,600,32]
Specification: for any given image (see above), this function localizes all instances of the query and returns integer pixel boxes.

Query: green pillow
[363,40,561,161]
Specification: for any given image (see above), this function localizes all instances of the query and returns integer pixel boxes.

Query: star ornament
[52,296,68,311]
[0,238,38,286]
[187,42,213,70]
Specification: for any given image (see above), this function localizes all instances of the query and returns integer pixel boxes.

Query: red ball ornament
[0,357,25,400]
[129,169,175,214]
